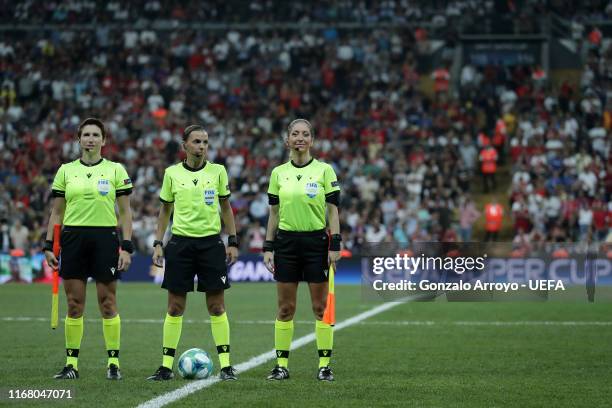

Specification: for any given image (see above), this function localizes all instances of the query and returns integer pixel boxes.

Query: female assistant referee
[45,118,134,380]
[147,125,239,381]
[264,119,341,381]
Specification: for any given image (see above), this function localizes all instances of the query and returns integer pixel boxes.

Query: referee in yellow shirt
[147,125,239,381]
[264,119,341,381]
[45,118,134,380]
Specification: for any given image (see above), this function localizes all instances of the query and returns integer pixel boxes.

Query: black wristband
[121,240,134,254]
[43,240,53,252]
[228,235,239,248]
[153,240,164,248]
[263,240,274,253]
[330,234,342,251]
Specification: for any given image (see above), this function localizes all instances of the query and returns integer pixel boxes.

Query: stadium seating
[0,1,609,256]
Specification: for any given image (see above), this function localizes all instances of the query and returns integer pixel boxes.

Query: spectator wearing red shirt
[511,195,532,234]
[592,200,609,241]
[484,198,504,241]
[480,145,498,193]
[432,65,450,94]
[588,26,602,49]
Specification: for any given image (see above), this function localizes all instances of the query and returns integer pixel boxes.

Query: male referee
[147,125,239,381]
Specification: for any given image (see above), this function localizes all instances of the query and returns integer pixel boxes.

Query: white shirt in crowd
[589,127,608,157]
[381,198,399,224]
[346,210,360,229]
[249,194,268,220]
[9,224,29,251]
[513,171,531,186]
[563,117,579,139]
[365,225,387,243]
[226,153,245,179]
[460,64,476,87]
[578,171,597,196]
[544,195,561,218]
[578,208,593,226]
[360,177,380,202]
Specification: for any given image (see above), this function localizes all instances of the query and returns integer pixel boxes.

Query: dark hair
[183,124,207,141]
[77,117,106,139]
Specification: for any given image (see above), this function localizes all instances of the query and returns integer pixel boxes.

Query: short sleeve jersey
[268,158,340,231]
[51,158,133,227]
[159,161,230,237]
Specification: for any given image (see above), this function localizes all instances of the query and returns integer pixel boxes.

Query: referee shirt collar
[182,160,207,172]
[290,157,314,168]
[79,158,104,167]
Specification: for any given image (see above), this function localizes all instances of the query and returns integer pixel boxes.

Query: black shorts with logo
[59,226,120,283]
[162,234,230,293]
[274,229,330,283]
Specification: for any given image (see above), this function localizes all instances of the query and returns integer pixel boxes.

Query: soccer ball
[177,348,214,379]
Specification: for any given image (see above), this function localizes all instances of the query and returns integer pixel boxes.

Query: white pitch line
[2,316,612,327]
[135,298,412,408]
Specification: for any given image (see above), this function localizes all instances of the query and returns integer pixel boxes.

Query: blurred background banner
[2,245,609,291]
[0,252,363,284]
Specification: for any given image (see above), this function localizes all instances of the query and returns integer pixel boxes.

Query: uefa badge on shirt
[204,189,215,205]
[97,179,110,196]
[305,182,318,198]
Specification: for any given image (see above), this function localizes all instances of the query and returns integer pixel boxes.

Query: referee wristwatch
[153,240,164,248]
[330,234,342,251]
[263,240,274,253]
[43,240,54,252]
[227,235,239,248]
[121,240,135,254]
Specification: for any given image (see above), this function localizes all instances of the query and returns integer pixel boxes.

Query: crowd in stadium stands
[0,7,610,257]
[0,0,548,26]
[3,0,607,35]
[0,0,484,24]
[506,38,612,253]
[552,0,612,20]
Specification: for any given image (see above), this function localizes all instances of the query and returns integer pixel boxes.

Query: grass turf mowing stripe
[135,298,412,408]
[2,316,612,326]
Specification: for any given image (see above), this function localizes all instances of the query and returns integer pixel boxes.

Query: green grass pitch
[1,283,611,407]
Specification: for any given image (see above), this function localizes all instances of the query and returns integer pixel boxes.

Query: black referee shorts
[59,226,120,283]
[274,229,330,283]
[162,234,230,293]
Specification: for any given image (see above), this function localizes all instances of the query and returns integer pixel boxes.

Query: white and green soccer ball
[177,348,214,379]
